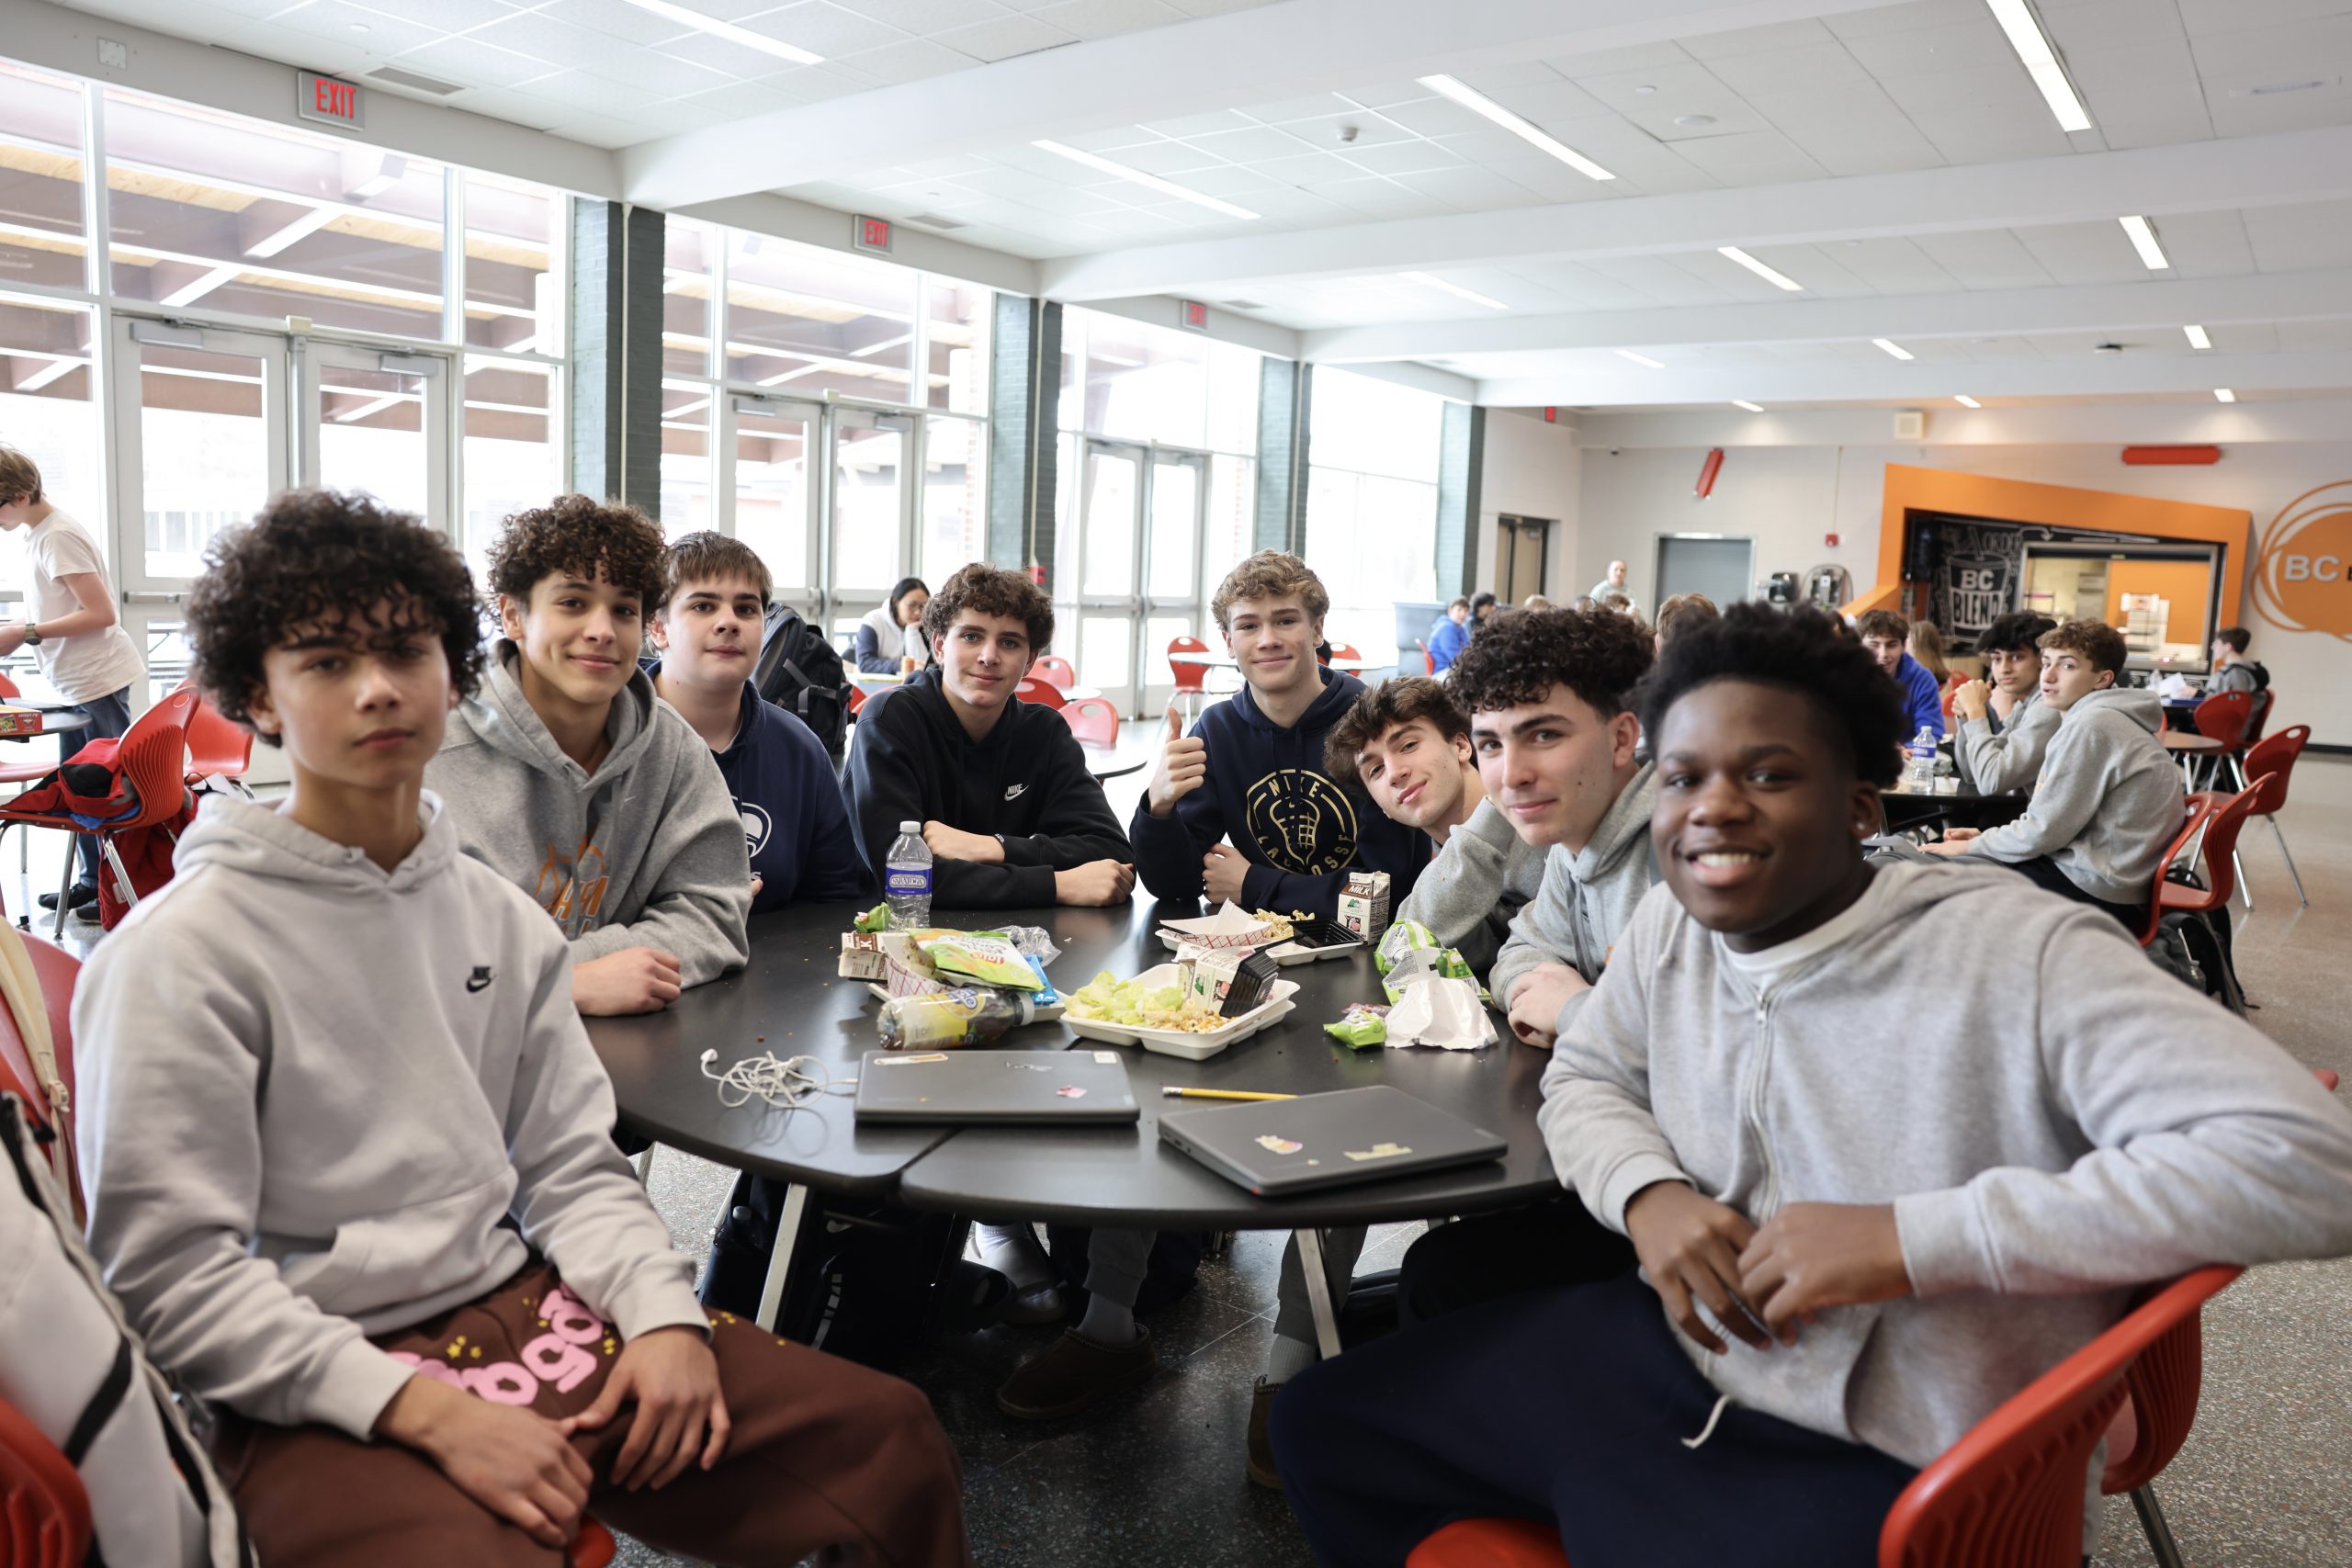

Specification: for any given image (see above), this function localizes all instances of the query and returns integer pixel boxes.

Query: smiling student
[1948,610,2057,795]
[1858,607,1945,740]
[1130,550,1427,918]
[1272,602,2352,1568]
[425,496,750,1017]
[649,532,862,915]
[1926,617,2182,929]
[78,490,971,1568]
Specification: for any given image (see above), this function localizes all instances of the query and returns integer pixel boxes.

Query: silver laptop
[854,1049,1141,1125]
[1159,1085,1506,1197]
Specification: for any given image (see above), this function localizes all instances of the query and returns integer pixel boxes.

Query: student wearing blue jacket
[1130,551,1429,919]
[649,533,863,913]
[1859,608,1946,740]
[1426,597,1471,673]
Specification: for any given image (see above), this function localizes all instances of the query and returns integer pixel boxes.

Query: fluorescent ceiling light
[849,333,914,358]
[1732,400,1764,412]
[1717,246,1804,292]
[1033,140,1261,220]
[2213,388,2235,402]
[1399,270,1507,310]
[1954,394,1982,408]
[2119,214,2170,270]
[1417,74,1615,181]
[1616,349,1665,368]
[2184,323,2211,350]
[1984,0,2092,132]
[1872,337,1915,361]
[611,0,823,64]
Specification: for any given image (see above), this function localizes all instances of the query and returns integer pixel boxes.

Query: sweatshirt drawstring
[1681,1392,1734,1450]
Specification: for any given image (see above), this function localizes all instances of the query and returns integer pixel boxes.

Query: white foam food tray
[1063,963,1302,1061]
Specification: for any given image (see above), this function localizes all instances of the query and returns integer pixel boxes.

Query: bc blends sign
[2253,479,2352,644]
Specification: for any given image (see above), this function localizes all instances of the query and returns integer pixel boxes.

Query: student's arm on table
[1489,853,1583,1043]
[852,622,898,674]
[570,746,752,1002]
[993,723,1136,904]
[1947,732,2104,863]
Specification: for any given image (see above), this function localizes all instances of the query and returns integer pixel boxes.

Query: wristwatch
[21,625,40,647]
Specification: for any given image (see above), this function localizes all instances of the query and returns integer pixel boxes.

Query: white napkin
[1385,976,1497,1051]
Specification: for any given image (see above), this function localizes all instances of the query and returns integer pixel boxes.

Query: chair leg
[2233,849,2252,912]
[50,834,76,942]
[2268,816,2308,908]
[2131,1483,2189,1568]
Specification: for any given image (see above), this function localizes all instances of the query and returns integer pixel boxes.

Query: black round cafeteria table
[587,897,1559,1347]
[1881,774,2027,833]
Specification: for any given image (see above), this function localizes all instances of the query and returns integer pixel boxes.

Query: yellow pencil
[1160,1087,1295,1101]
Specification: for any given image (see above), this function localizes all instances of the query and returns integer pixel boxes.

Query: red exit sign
[296,71,363,130]
[853,215,893,254]
[1179,299,1209,332]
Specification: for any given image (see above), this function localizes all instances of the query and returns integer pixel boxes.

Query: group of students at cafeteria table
[54,479,2352,1568]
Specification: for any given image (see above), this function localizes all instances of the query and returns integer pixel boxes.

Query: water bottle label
[885,867,933,895]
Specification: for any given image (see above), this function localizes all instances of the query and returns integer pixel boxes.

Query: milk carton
[1336,870,1392,944]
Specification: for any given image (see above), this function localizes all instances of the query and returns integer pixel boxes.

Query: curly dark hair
[187,490,485,747]
[1445,605,1653,719]
[921,562,1054,655]
[1637,603,1905,788]
[486,493,666,609]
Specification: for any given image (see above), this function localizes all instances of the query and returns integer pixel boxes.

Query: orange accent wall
[1852,464,2252,626]
[2105,559,2213,646]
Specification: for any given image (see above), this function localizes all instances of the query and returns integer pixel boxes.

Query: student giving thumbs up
[1146,701,1208,818]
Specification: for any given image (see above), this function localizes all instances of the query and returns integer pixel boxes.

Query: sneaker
[994,1325,1157,1421]
[1247,1378,1283,1490]
[71,897,102,921]
[38,884,96,913]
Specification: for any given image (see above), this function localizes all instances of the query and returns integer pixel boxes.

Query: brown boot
[995,1326,1158,1420]
[1247,1378,1283,1489]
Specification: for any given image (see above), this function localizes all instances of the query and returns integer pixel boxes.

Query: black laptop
[1159,1085,1506,1197]
[854,1048,1141,1125]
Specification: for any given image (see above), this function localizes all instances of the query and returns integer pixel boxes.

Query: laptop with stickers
[853,1048,1142,1125]
[1158,1085,1506,1197]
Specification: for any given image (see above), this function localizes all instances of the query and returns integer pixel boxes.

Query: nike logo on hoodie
[1004,783,1027,801]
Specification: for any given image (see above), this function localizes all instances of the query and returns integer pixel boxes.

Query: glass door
[729,393,822,620]
[1075,438,1144,713]
[826,405,913,643]
[303,342,449,532]
[1142,451,1208,717]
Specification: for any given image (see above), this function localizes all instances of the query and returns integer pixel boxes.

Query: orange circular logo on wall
[2253,479,2352,643]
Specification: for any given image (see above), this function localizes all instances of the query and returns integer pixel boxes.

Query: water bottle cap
[899,820,921,833]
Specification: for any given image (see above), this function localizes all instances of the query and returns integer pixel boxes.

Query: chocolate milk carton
[1336,871,1392,944]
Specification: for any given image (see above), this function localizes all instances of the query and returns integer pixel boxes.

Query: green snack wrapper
[854,902,891,933]
[919,932,1045,991]
[1374,919,1437,976]
[1323,1004,1388,1050]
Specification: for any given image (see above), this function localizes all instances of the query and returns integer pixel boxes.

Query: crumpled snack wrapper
[1384,976,1496,1051]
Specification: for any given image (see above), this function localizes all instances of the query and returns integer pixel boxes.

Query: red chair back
[1168,636,1210,696]
[1060,697,1119,749]
[571,1519,617,1568]
[2191,691,2254,749]
[0,1393,91,1568]
[1329,643,1363,663]
[2160,783,2267,919]
[1408,1517,1563,1568]
[2136,795,2217,949]
[1032,655,1078,691]
[845,684,867,716]
[172,677,254,781]
[2240,725,2307,815]
[0,672,17,701]
[1013,676,1065,709]
[0,934,79,1131]
[1880,1267,2239,1568]
[96,687,201,834]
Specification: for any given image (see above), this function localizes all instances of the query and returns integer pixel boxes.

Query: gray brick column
[568,200,664,514]
[1255,358,1309,555]
[1436,401,1485,600]
[987,293,1060,582]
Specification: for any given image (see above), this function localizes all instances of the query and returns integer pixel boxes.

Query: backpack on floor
[756,605,853,763]
[2147,863,2244,1015]
[0,1096,254,1567]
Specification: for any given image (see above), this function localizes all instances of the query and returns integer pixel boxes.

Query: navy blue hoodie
[1129,666,1429,918]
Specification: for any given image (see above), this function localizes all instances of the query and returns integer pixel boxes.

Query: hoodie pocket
[278,1169,519,1317]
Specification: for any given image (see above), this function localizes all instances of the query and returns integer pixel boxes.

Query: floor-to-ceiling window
[1304,367,1447,669]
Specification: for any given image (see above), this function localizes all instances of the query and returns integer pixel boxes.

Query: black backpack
[756,605,852,762]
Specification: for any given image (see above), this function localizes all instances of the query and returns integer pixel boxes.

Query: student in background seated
[1130,550,1428,919]
[1858,608,1946,739]
[649,532,863,914]
[1272,602,2352,1568]
[841,562,1131,910]
[1427,597,1471,673]
[426,496,750,1017]
[425,495,742,1024]
[1908,618,1953,688]
[1926,618,2182,930]
[81,491,971,1568]
[854,577,930,674]
[1469,591,1499,631]
[2208,626,2268,706]
[1652,592,1717,656]
[1949,610,2057,795]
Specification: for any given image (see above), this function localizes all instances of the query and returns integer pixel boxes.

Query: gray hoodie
[1487,761,1657,1032]
[74,795,707,1440]
[1962,687,2182,905]
[1543,861,2352,1539]
[1952,689,2058,795]
[426,641,752,986]
[1395,796,1549,979]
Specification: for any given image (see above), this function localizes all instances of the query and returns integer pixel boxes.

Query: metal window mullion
[708,224,727,382]
[715,378,739,543]
[443,169,465,347]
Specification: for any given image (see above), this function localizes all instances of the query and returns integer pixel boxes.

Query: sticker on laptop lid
[1343,1143,1413,1163]
[1255,1134,1304,1156]
[1093,1052,1120,1064]
[874,1053,951,1066]
[1057,1086,1088,1099]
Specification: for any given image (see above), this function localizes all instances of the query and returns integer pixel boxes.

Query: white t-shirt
[21,510,146,704]
[1716,866,1894,998]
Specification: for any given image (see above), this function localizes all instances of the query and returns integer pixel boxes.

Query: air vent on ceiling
[900,212,969,231]
[1220,299,1267,310]
[365,65,467,96]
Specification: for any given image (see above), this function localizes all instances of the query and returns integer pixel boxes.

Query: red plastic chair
[1013,676,1065,709]
[0,687,198,939]
[845,684,868,716]
[0,1393,89,1568]
[1060,696,1119,750]
[0,931,82,1214]
[1410,1268,2244,1568]
[2189,692,2255,791]
[1329,642,1363,665]
[2135,795,2218,952]
[172,676,254,792]
[2237,726,2308,909]
[1032,654,1078,691]
[1169,635,1212,722]
[2146,784,2267,1015]
[571,1519,617,1567]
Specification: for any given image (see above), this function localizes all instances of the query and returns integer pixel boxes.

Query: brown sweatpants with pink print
[207,1262,971,1568]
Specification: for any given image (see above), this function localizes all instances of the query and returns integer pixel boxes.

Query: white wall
[1476,409,1582,603]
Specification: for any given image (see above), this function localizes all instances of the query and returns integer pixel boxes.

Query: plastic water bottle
[885,819,933,929]
[1905,727,1938,792]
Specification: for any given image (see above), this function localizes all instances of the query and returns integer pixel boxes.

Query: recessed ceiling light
[1872,337,1915,361]
[1617,349,1665,368]
[1398,271,1508,310]
[611,0,824,64]
[2213,388,2236,402]
[1416,74,1616,181]
[1954,394,1982,408]
[1033,140,1261,220]
[2184,323,2211,350]
[1633,85,1657,96]
[1718,245,1804,292]
[1984,0,2092,132]
[1732,400,1764,412]
[2119,214,2170,270]
[1674,114,1715,127]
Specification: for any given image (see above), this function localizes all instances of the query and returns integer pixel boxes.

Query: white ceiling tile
[2178,0,2352,37]
[1701,42,1876,97]
[2009,220,2150,284]
[2094,105,2218,148]
[1090,137,1227,174]
[1841,17,2020,78]
[1391,167,1547,211]
[1818,237,1963,293]
[2244,197,2352,269]
[1539,40,1692,76]
[462,9,671,73]
[442,85,574,130]
[1038,124,1163,152]
[831,35,979,81]
[928,12,1068,58]
[1277,113,1415,152]
[2040,0,2188,57]
[1452,62,1568,92]
[343,0,530,29]
[831,0,1009,30]
[1165,0,1284,14]
[766,62,885,99]
[537,0,698,45]
[2077,71,2211,138]
[1250,150,1367,187]
[1784,117,1949,175]
[1340,82,1440,109]
[2066,30,2200,90]
[2206,322,2280,354]
[1665,129,1827,185]
[1679,17,1840,58]
[1475,76,1612,123]
[1184,124,1314,163]
[2205,80,2352,138]
[1158,164,1283,197]
[1028,0,1183,40]
[543,111,657,147]
[1241,93,1370,124]
[390,37,562,88]
[738,2,906,56]
[1137,108,1254,138]
[1825,0,1993,39]
[1365,96,1499,139]
[1336,139,1466,177]
[588,47,747,93]
[1910,228,2058,288]
[271,0,446,56]
[1743,78,1907,130]
[2148,209,2257,276]
[658,29,794,72]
